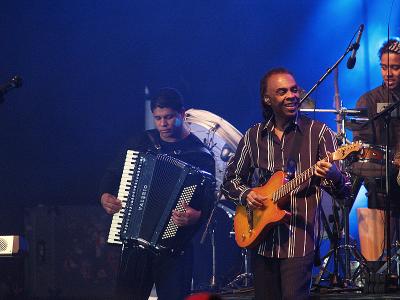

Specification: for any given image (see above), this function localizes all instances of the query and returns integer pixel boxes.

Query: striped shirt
[221,114,349,258]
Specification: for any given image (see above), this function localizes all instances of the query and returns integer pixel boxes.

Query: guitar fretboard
[271,155,330,203]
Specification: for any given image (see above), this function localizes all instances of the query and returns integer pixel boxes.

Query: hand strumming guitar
[246,190,267,210]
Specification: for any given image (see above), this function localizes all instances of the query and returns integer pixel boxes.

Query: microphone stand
[200,192,223,291]
[298,25,366,290]
[298,28,360,107]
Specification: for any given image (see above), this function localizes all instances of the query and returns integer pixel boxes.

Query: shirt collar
[381,83,400,99]
[262,112,304,135]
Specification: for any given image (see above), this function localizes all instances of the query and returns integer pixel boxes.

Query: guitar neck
[272,157,327,203]
[271,142,361,204]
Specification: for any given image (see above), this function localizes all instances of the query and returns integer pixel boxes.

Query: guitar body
[234,170,292,248]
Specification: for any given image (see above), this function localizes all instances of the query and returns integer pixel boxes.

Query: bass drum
[185,109,245,290]
[185,108,243,188]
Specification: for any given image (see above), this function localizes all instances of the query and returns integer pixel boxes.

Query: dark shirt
[353,84,400,152]
[99,129,216,231]
[221,115,349,258]
[352,84,400,208]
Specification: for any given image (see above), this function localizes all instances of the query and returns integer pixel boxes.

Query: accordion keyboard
[107,150,139,244]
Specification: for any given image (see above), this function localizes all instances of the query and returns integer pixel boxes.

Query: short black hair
[378,38,400,59]
[259,67,295,120]
[150,87,185,112]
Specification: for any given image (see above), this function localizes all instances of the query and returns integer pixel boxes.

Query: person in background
[352,39,400,209]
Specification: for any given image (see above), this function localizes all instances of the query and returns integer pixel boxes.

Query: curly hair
[378,38,400,59]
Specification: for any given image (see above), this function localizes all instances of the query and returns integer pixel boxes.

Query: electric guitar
[234,142,362,248]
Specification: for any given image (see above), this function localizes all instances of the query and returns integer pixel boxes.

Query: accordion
[107,150,214,253]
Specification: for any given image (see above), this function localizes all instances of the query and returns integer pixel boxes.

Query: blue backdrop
[1,0,399,257]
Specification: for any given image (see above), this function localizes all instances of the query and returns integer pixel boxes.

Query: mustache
[285,96,300,102]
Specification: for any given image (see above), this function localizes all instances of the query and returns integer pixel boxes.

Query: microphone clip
[349,41,360,52]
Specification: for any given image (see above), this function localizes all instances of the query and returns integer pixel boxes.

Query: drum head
[185,109,243,188]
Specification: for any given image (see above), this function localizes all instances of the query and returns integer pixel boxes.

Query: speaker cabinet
[24,205,120,299]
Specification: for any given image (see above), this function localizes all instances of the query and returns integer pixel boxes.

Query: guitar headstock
[332,141,363,161]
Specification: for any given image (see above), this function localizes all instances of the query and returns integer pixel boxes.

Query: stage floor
[211,288,400,300]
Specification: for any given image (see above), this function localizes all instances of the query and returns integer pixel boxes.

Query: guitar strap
[285,125,303,179]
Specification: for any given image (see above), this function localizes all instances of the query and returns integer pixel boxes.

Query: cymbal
[300,107,367,117]
[342,108,367,116]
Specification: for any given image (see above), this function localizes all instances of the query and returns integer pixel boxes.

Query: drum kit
[300,107,379,290]
[184,103,399,292]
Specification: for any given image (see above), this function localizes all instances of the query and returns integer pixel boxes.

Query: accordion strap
[146,130,213,162]
[146,130,162,152]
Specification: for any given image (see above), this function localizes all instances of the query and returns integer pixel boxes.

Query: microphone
[0,75,23,102]
[347,24,364,69]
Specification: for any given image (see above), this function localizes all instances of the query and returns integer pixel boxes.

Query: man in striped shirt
[221,68,350,300]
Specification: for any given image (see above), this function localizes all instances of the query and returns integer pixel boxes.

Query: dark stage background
[1,0,400,298]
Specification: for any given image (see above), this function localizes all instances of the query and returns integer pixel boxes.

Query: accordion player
[107,150,216,253]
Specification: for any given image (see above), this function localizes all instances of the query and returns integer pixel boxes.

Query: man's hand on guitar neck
[314,159,343,184]
[246,190,267,209]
